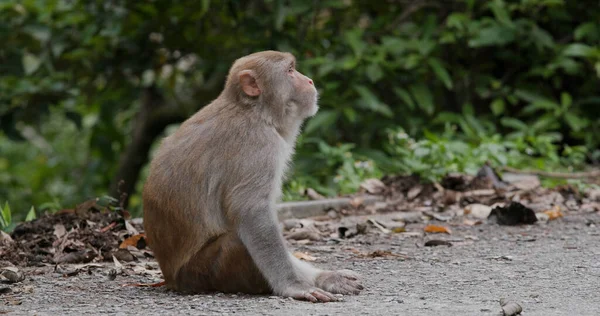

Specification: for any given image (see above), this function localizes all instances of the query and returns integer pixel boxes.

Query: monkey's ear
[239,70,261,97]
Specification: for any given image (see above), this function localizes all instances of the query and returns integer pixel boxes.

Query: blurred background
[1,0,599,223]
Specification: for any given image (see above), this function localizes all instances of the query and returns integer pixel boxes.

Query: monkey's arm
[233,183,335,302]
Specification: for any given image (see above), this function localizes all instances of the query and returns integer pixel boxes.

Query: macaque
[142,51,363,302]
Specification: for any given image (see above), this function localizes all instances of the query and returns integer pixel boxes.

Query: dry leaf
[119,234,146,249]
[367,218,391,234]
[305,188,324,200]
[359,178,386,194]
[392,227,406,233]
[424,225,451,234]
[293,251,317,262]
[499,298,523,316]
[1,267,25,283]
[463,219,482,226]
[424,240,452,247]
[464,204,492,219]
[99,222,117,233]
[488,202,537,225]
[407,185,423,200]
[124,220,139,235]
[543,205,563,221]
[359,250,407,259]
[285,229,321,241]
[0,231,14,247]
[349,197,364,208]
[53,224,67,239]
[122,281,166,288]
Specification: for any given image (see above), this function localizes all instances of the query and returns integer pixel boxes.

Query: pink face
[287,62,318,117]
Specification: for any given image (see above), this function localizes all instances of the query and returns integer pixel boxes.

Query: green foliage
[1,1,599,213]
[1,202,12,231]
[382,126,588,183]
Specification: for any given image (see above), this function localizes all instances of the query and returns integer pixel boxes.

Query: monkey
[142,51,363,302]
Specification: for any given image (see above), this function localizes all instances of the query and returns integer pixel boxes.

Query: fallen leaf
[392,227,406,233]
[464,204,492,219]
[124,220,139,235]
[0,231,13,247]
[407,185,423,200]
[367,218,391,234]
[293,251,317,262]
[358,250,407,259]
[54,249,96,264]
[462,219,482,226]
[119,234,146,249]
[122,281,166,288]
[338,223,367,239]
[499,298,523,316]
[0,267,25,283]
[99,222,117,233]
[285,229,321,241]
[424,240,452,247]
[305,188,324,200]
[112,248,136,262]
[488,202,537,225]
[53,224,67,239]
[349,197,364,208]
[424,225,451,234]
[359,178,386,194]
[543,205,563,221]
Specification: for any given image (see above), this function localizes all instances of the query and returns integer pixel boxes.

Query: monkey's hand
[279,282,338,303]
[315,270,363,295]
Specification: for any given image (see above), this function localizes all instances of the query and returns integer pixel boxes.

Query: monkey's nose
[308,79,313,85]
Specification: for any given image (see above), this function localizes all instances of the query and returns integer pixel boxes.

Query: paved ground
[3,211,599,316]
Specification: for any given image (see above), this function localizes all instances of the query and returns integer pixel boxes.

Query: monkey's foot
[315,269,363,295]
[279,282,338,303]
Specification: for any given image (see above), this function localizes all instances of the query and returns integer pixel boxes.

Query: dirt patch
[1,198,143,267]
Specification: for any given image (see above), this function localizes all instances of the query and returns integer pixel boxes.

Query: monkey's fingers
[337,269,361,280]
[340,281,363,295]
[309,288,337,302]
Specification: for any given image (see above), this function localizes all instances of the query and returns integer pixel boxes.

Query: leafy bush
[1,0,599,215]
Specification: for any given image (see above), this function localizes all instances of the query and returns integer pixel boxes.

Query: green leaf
[22,53,42,75]
[344,29,366,57]
[574,22,598,41]
[491,99,505,116]
[560,92,572,109]
[488,0,513,27]
[304,110,339,134]
[409,84,435,115]
[428,58,453,90]
[25,206,37,222]
[342,107,358,123]
[562,43,594,57]
[366,63,383,83]
[1,202,11,228]
[564,113,588,132]
[354,86,393,117]
[393,87,416,110]
[501,117,528,131]
[468,25,516,47]
[514,89,556,105]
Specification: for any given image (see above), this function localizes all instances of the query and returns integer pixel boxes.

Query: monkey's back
[142,99,284,287]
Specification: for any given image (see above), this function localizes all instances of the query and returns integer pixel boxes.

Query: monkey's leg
[174,232,272,294]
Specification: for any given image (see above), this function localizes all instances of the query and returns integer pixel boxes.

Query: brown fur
[142,51,362,301]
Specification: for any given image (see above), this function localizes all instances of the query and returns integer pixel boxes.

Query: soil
[1,211,598,315]
[1,170,599,315]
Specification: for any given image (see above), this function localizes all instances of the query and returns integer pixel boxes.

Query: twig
[501,166,600,179]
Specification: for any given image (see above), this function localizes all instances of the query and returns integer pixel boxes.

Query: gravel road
[3,211,599,316]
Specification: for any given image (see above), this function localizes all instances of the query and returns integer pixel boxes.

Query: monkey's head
[225,51,319,121]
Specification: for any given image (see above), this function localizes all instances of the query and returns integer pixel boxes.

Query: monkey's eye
[288,66,294,73]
